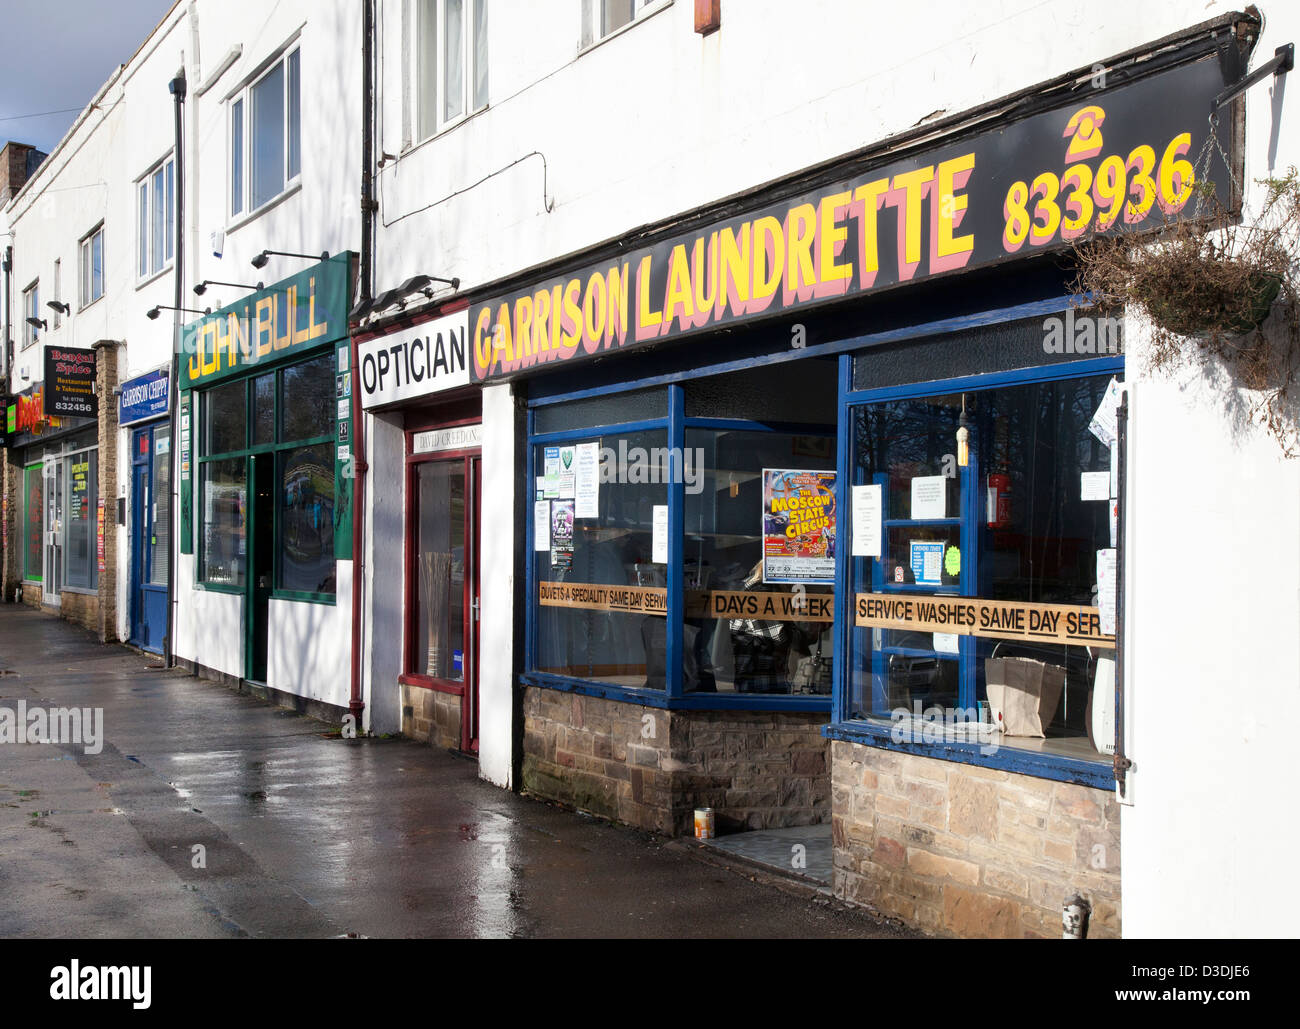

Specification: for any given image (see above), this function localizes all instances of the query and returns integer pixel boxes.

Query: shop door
[410,451,480,753]
[246,453,274,683]
[129,426,170,653]
[43,458,63,607]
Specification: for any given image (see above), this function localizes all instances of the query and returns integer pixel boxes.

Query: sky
[0,0,178,155]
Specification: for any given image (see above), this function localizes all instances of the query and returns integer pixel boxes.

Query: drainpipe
[166,69,186,667]
[349,0,376,729]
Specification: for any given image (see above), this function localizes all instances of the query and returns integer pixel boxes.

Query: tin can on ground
[694,808,715,839]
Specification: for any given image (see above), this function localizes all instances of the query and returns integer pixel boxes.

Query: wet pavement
[0,606,914,938]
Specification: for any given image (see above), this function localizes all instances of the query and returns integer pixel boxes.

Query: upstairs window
[137,157,174,279]
[416,0,488,141]
[581,0,664,47]
[22,282,39,348]
[79,225,104,308]
[230,46,302,218]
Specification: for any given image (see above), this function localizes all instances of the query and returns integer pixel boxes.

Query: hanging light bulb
[956,394,970,467]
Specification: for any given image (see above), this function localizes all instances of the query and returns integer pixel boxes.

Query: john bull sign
[470,54,1232,383]
[179,253,352,390]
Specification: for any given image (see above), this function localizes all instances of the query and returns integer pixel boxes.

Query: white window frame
[580,0,667,49]
[22,281,39,349]
[52,259,62,328]
[136,156,175,282]
[229,45,302,221]
[79,223,105,309]
[414,0,489,143]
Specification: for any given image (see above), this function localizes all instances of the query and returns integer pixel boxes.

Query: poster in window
[550,500,574,569]
[761,469,836,584]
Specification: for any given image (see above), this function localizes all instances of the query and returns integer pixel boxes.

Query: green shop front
[467,28,1244,937]
[174,254,355,714]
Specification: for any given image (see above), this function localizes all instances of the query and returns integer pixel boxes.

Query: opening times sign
[469,54,1231,382]
[45,346,97,417]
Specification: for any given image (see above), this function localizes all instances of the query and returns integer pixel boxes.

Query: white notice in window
[852,484,882,557]
[652,505,668,563]
[533,501,550,551]
[910,475,946,520]
[1096,548,1117,636]
[574,442,600,518]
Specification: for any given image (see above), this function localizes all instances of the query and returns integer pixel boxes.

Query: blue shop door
[129,425,170,653]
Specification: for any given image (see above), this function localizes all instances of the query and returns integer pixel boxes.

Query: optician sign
[470,54,1232,383]
[118,368,170,425]
[358,310,470,409]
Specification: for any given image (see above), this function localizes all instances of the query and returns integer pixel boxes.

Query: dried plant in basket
[1071,167,1300,453]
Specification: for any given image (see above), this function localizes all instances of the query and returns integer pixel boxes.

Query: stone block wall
[401,683,462,751]
[831,740,1120,938]
[92,340,120,644]
[522,686,830,836]
[59,590,100,633]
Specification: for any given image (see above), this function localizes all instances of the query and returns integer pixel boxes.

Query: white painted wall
[477,383,516,788]
[1121,4,1300,938]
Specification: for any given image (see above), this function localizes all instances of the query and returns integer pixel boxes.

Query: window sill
[61,586,99,596]
[399,673,464,696]
[578,0,674,57]
[78,294,105,315]
[399,105,491,165]
[823,718,1114,791]
[226,180,303,235]
[195,581,243,595]
[270,590,335,606]
[521,671,832,712]
[134,264,174,293]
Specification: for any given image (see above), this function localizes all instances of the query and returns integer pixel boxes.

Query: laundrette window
[846,366,1123,762]
[528,359,840,703]
[198,353,336,594]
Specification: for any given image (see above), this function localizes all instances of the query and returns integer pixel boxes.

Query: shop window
[532,428,669,687]
[197,354,336,595]
[230,46,301,218]
[23,464,43,582]
[580,0,666,47]
[847,368,1122,762]
[200,457,248,588]
[683,428,835,695]
[64,450,98,590]
[416,0,488,141]
[79,224,104,308]
[137,156,174,279]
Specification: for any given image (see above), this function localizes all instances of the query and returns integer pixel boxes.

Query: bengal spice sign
[470,54,1231,383]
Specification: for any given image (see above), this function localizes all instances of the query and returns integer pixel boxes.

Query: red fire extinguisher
[986,473,1011,529]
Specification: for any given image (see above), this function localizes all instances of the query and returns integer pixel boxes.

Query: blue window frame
[830,310,1124,790]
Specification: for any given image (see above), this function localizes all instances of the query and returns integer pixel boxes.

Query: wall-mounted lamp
[26,317,47,332]
[147,304,211,320]
[251,249,329,270]
[398,273,460,296]
[46,300,71,316]
[194,279,262,296]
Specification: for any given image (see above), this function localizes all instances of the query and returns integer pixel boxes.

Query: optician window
[844,316,1124,766]
[197,353,336,595]
[528,359,838,705]
[230,45,301,218]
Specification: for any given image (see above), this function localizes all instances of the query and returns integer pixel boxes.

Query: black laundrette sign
[469,52,1234,383]
[44,345,98,417]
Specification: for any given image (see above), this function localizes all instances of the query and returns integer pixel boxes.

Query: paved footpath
[0,606,913,938]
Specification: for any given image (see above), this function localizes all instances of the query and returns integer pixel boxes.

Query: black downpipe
[360,0,374,305]
[166,70,186,667]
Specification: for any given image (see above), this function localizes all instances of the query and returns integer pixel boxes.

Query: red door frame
[399,414,482,754]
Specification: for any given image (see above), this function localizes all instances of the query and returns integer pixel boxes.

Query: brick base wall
[522,686,830,836]
[830,740,1120,938]
[58,590,100,633]
[401,683,462,750]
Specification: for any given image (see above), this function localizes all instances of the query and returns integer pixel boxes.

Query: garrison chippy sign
[470,55,1231,382]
